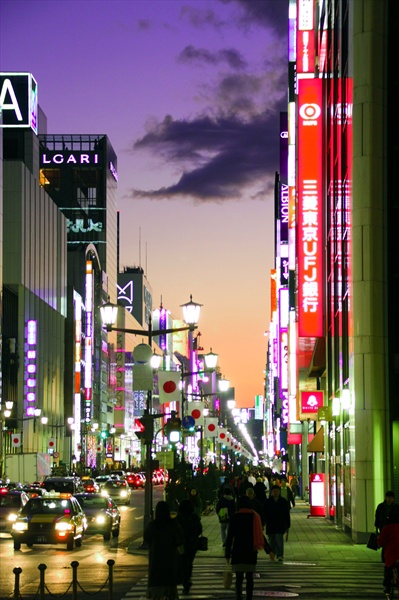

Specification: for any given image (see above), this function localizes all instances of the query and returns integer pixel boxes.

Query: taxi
[11,492,87,551]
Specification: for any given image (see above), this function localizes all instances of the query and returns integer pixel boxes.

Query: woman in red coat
[377,515,399,595]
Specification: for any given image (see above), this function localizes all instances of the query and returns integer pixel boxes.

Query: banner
[158,371,181,404]
[204,418,218,438]
[11,433,21,448]
[186,402,204,427]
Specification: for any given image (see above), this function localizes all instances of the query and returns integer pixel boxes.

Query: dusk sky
[1,0,288,408]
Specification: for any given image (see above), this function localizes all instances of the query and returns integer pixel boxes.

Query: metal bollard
[70,561,79,600]
[13,567,22,600]
[107,559,115,600]
[38,564,47,600]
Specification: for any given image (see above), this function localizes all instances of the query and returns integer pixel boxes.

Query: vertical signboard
[297,77,323,337]
[297,0,315,75]
[309,473,326,517]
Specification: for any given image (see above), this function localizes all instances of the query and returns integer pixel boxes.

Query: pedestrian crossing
[122,556,384,599]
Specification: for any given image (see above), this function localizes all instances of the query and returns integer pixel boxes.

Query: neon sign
[0,72,38,134]
[297,0,315,75]
[25,320,37,416]
[41,152,99,165]
[297,78,323,337]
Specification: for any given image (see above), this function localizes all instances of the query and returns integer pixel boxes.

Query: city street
[0,492,388,600]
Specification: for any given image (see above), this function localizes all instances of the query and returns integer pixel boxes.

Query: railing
[11,560,115,600]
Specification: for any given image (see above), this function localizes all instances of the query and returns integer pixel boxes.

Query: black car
[0,489,29,533]
[75,493,120,541]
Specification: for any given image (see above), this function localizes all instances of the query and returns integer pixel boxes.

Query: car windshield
[21,498,72,515]
[0,495,21,507]
[76,496,107,509]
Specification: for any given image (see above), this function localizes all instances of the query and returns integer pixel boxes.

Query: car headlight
[101,490,109,497]
[120,490,128,498]
[55,522,73,531]
[95,515,106,525]
[12,522,28,531]
[7,513,18,522]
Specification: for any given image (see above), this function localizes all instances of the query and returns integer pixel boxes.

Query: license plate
[35,536,47,543]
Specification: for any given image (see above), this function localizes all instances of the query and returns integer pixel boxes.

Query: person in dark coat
[225,495,265,600]
[375,491,399,532]
[176,499,203,594]
[263,485,290,562]
[143,501,185,600]
[245,487,264,526]
[216,486,236,546]
[253,479,267,505]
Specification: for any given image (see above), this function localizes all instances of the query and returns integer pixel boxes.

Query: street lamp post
[100,294,201,541]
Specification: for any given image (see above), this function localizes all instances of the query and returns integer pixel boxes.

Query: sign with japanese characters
[297,78,323,337]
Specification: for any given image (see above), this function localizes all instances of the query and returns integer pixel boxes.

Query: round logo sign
[53,452,59,458]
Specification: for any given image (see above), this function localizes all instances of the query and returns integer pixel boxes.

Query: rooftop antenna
[139,226,141,268]
[146,242,148,276]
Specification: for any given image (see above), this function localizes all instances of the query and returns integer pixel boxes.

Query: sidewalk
[128,500,382,564]
[198,500,381,563]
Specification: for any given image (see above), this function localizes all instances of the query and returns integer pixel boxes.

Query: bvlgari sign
[0,72,38,134]
[41,152,100,165]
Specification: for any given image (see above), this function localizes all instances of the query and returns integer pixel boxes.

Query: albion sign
[0,72,38,134]
[41,152,99,165]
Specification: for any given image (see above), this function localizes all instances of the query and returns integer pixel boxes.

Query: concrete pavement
[128,499,382,564]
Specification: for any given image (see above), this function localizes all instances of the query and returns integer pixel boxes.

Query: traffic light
[100,430,109,439]
[165,412,182,443]
[135,416,154,444]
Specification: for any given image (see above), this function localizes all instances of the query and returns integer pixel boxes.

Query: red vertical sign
[298,78,323,337]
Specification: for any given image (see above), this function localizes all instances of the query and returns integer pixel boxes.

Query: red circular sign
[12,436,20,444]
[191,409,201,419]
[48,440,55,448]
[163,381,177,393]
[208,424,216,432]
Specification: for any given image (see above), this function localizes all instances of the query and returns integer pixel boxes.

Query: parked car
[0,489,29,533]
[11,492,87,551]
[101,479,131,505]
[75,493,120,541]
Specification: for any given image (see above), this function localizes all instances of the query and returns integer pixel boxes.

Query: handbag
[223,564,233,589]
[366,532,379,551]
[197,536,208,551]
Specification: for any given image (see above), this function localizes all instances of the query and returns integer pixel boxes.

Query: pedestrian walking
[375,491,399,532]
[290,474,299,498]
[176,499,203,594]
[375,490,399,563]
[225,495,265,600]
[263,484,291,562]
[143,500,185,600]
[280,478,295,509]
[377,512,399,595]
[188,486,203,518]
[245,487,264,525]
[253,479,268,505]
[216,486,236,546]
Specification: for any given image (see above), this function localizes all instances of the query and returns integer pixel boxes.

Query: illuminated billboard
[297,77,323,337]
[0,72,38,134]
[297,0,315,75]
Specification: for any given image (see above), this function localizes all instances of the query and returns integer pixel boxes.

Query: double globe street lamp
[100,294,202,540]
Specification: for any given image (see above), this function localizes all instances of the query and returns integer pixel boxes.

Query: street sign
[182,415,195,429]
[53,452,59,459]
[156,451,174,469]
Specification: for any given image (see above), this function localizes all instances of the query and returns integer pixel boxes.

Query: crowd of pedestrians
[143,470,398,600]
